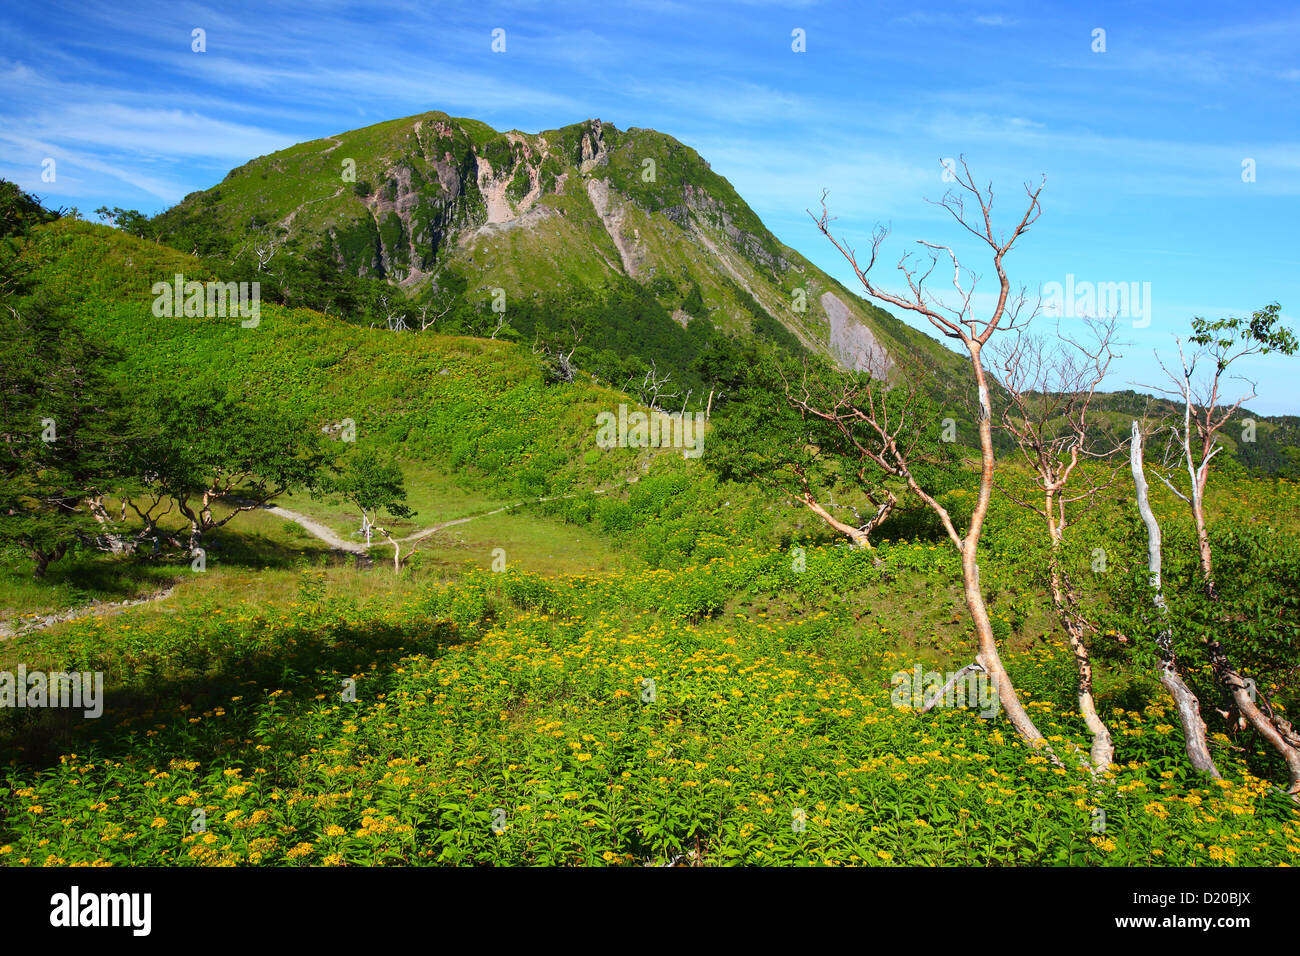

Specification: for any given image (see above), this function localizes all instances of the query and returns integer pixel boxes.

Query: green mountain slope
[15,219,792,575]
[20,219,635,495]
[149,111,967,390]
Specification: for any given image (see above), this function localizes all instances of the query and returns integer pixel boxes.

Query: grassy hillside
[23,220,666,497]
[3,219,796,613]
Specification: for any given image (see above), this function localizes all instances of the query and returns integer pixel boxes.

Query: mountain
[126,113,1300,474]
[149,111,968,390]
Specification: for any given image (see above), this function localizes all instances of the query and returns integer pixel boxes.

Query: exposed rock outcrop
[823,291,892,377]
[586,178,643,276]
[580,119,609,173]
[683,184,791,274]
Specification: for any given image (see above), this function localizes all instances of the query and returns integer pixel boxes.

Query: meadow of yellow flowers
[3,542,1296,866]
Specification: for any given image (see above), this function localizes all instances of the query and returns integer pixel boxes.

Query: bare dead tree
[84,494,131,555]
[817,489,896,551]
[921,662,987,713]
[989,317,1123,771]
[632,360,681,412]
[790,471,896,553]
[417,301,452,331]
[1138,307,1300,793]
[408,265,458,331]
[371,294,409,332]
[533,325,584,383]
[359,505,403,575]
[807,157,1052,750]
[780,350,924,552]
[250,230,282,273]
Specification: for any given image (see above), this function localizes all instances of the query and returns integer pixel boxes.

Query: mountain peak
[150,110,965,385]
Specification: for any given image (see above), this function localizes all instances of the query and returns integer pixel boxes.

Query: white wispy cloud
[0,134,189,201]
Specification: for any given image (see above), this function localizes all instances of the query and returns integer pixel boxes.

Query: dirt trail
[1,483,637,636]
[270,482,632,551]
[1,586,176,640]
[264,505,370,553]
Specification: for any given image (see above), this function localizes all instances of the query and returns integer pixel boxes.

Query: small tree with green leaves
[125,386,331,556]
[320,448,412,574]
[1140,303,1300,793]
[0,291,134,575]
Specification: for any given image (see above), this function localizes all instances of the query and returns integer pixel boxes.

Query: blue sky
[3,0,1298,412]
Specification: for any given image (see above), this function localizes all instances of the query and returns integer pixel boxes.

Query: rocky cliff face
[823,291,893,377]
[319,117,617,285]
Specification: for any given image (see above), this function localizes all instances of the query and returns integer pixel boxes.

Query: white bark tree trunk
[1131,422,1221,779]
